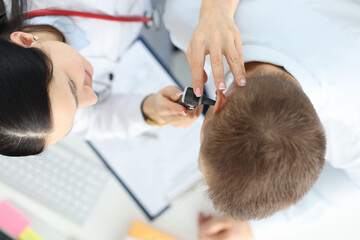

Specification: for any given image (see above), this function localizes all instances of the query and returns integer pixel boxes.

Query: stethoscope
[24,8,161,29]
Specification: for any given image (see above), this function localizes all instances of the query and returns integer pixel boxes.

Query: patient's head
[199,70,326,220]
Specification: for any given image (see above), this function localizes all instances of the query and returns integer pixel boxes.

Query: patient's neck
[245,62,301,88]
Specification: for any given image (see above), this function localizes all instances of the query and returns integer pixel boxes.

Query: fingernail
[176,91,183,97]
[219,81,226,90]
[239,78,246,86]
[195,88,202,97]
[180,111,187,116]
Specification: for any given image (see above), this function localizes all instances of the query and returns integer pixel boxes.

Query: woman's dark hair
[0,0,53,156]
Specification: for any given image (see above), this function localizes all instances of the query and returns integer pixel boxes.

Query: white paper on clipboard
[89,39,203,219]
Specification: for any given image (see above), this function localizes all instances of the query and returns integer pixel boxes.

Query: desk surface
[0,137,215,240]
[1,137,360,240]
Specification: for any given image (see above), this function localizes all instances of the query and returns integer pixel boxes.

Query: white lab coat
[24,0,157,139]
[164,0,360,239]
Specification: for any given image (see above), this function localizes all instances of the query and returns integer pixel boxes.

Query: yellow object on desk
[18,227,44,240]
[127,221,177,240]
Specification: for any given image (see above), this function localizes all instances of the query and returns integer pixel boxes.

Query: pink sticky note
[0,201,30,237]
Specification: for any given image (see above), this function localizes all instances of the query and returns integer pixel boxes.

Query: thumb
[160,86,183,101]
[200,217,231,236]
[199,212,213,226]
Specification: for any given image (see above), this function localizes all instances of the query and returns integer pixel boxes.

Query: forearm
[200,0,240,19]
[70,93,155,140]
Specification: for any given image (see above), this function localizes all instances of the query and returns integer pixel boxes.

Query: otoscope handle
[177,87,215,110]
[177,100,195,110]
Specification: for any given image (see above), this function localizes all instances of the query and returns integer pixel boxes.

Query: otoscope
[178,86,216,110]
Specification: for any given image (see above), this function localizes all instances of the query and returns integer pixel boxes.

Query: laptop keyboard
[0,143,109,224]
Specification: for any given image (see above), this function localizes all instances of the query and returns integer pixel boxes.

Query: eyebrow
[68,80,78,107]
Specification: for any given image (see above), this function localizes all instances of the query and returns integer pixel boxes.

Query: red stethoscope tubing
[24,9,152,23]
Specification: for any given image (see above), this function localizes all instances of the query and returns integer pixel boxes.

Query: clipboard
[88,38,203,220]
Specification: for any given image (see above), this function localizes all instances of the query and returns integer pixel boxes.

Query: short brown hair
[200,74,326,220]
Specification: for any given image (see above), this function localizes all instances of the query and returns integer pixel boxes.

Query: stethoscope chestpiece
[145,9,161,30]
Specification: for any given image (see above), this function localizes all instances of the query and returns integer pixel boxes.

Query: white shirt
[25,0,156,139]
[164,0,360,238]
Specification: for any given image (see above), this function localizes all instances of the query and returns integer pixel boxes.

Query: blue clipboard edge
[87,37,179,221]
[87,141,169,221]
[136,37,184,90]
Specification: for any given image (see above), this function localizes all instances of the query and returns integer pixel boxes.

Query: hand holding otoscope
[141,86,215,128]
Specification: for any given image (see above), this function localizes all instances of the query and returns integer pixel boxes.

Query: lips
[85,69,93,87]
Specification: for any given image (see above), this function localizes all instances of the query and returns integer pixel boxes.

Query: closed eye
[68,79,78,107]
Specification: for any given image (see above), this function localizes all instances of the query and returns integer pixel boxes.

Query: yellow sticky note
[127,221,177,240]
[18,227,44,240]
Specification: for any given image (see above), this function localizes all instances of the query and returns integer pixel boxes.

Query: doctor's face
[36,41,98,145]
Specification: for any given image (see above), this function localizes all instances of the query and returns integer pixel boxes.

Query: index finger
[160,99,188,116]
[187,41,206,97]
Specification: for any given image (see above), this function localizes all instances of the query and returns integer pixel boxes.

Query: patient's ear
[10,32,37,48]
[214,90,228,114]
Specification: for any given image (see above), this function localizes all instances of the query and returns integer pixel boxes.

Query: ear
[214,90,228,114]
[10,32,37,48]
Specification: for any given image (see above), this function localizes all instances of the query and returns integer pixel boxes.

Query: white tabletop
[1,137,360,240]
[0,137,215,240]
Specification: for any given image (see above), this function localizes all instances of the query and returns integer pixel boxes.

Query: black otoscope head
[178,86,216,110]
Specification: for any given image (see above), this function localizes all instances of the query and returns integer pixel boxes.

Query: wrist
[141,94,152,121]
[200,0,238,19]
[141,95,164,127]
[140,94,153,121]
